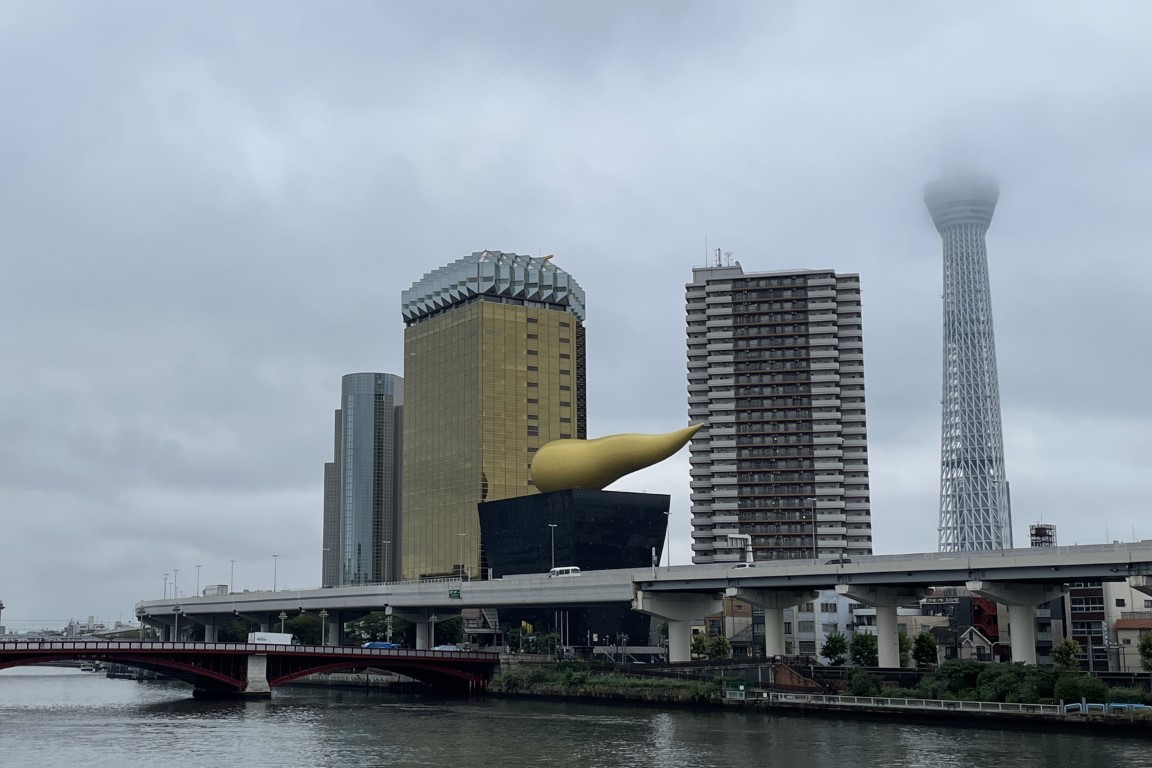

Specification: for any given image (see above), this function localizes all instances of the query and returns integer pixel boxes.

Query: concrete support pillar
[725,588,818,657]
[667,620,692,663]
[875,605,899,668]
[324,611,342,647]
[243,654,272,697]
[836,585,929,668]
[764,608,785,657]
[967,581,1066,665]
[203,621,218,643]
[416,621,433,650]
[1007,605,1036,663]
[632,591,722,663]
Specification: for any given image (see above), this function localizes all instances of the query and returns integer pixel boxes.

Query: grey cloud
[1,1,1150,626]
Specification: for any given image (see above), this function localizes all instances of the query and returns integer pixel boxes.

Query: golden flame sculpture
[530,424,704,493]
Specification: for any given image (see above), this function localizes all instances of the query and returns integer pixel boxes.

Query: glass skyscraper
[401,251,586,580]
[321,372,403,586]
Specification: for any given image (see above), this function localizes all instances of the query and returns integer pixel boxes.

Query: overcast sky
[2,1,1150,629]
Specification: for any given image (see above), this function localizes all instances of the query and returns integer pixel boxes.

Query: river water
[2,666,1149,768]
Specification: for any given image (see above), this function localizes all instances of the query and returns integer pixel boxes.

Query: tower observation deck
[925,176,1012,552]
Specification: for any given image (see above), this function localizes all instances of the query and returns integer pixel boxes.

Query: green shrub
[848,670,880,696]
[1053,673,1109,704]
[1106,686,1145,704]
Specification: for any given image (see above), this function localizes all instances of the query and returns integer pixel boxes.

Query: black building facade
[478,489,670,650]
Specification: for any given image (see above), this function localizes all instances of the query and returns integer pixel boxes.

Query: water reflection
[1,668,1149,768]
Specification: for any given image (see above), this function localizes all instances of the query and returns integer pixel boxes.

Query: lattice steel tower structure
[925,176,1012,552]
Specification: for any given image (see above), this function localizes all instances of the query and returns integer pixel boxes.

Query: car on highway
[362,641,400,649]
[730,562,756,569]
[432,644,460,651]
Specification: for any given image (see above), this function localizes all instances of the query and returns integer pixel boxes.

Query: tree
[282,614,322,645]
[848,669,880,696]
[1052,637,1083,670]
[820,631,849,666]
[691,634,709,659]
[1139,632,1152,671]
[707,636,732,660]
[912,632,939,668]
[217,616,258,642]
[899,633,912,668]
[850,632,878,667]
[1054,672,1108,704]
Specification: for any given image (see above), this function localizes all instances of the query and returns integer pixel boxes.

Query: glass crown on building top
[402,250,586,324]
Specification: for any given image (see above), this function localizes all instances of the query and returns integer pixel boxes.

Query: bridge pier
[633,591,721,663]
[725,588,817,657]
[836,585,928,667]
[966,580,1067,665]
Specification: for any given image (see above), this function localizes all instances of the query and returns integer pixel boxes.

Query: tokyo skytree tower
[924,176,1013,552]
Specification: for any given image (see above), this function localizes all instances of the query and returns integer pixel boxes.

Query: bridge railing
[752,690,1063,715]
[0,640,499,659]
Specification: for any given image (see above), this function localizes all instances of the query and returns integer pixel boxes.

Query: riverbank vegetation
[491,664,723,702]
[848,657,1150,705]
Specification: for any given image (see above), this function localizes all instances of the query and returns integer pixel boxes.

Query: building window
[820,602,838,613]
[560,353,571,360]
[798,641,816,654]
[527,426,539,436]
[527,382,538,388]
[527,365,538,372]
[797,621,815,633]
[1116,599,1127,608]
[527,333,538,339]
[527,398,539,404]
[527,350,538,356]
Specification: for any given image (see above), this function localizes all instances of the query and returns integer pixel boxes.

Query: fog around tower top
[1,1,1150,625]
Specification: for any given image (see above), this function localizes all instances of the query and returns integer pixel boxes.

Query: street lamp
[382,540,391,583]
[163,573,169,599]
[279,611,288,633]
[229,560,235,594]
[664,510,672,571]
[318,609,329,646]
[196,564,202,596]
[173,569,179,599]
[548,523,558,570]
[273,554,279,592]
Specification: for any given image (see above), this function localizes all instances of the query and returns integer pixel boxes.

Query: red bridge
[0,641,499,697]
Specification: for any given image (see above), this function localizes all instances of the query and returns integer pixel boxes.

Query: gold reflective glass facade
[402,298,586,579]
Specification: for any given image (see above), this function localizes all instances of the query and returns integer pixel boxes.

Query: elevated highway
[136,542,1152,665]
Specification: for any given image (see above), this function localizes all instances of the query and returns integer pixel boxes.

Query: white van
[549,566,581,578]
